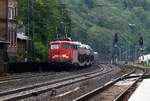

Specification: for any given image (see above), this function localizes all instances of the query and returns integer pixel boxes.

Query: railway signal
[139,36,143,46]
[112,33,119,64]
[114,33,118,43]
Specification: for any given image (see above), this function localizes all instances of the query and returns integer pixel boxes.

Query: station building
[0,0,28,74]
[7,0,18,62]
[7,0,28,62]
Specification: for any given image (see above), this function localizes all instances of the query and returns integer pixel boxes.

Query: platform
[129,79,150,101]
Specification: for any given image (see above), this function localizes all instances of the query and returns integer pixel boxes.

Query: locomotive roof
[50,41,74,44]
[50,41,82,45]
[50,41,92,49]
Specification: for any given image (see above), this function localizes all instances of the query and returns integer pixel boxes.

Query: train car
[139,54,150,64]
[48,40,94,67]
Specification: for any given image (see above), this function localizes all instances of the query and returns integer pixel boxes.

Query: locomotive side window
[51,44,59,49]
[62,44,71,49]
[72,44,78,50]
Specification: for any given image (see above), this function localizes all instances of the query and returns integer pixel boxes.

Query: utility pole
[28,0,35,62]
[57,0,71,40]
[27,0,30,62]
[31,0,35,61]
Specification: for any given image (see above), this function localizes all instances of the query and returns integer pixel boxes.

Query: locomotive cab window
[72,44,78,50]
[62,44,71,49]
[51,44,59,49]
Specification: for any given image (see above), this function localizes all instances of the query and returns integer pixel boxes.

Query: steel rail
[0,73,56,84]
[122,74,150,79]
[114,70,147,101]
[73,71,135,101]
[0,64,104,85]
[0,65,104,96]
[0,65,112,101]
[0,65,104,84]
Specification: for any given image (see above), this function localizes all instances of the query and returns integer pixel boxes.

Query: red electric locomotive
[48,40,94,67]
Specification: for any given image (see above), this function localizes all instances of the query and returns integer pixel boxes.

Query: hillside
[66,0,150,56]
[18,0,150,61]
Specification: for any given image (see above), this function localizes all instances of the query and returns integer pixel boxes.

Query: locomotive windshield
[62,44,71,49]
[51,44,59,49]
[62,44,78,50]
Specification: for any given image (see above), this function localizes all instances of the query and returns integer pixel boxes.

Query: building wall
[17,39,27,62]
[0,44,4,74]
[0,0,8,41]
[7,0,17,61]
[0,0,18,74]
[0,0,8,74]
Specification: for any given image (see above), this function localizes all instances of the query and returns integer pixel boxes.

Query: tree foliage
[66,0,150,57]
[18,0,150,61]
[18,0,63,61]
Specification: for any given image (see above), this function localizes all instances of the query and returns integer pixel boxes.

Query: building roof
[0,40,9,44]
[17,32,29,40]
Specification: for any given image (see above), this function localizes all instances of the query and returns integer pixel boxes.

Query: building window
[13,31,16,46]
[8,7,13,19]
[9,31,11,46]
[8,7,16,19]
[14,7,17,18]
[11,31,13,46]
[8,29,10,46]
[14,32,17,47]
[9,30,11,46]
[13,31,14,46]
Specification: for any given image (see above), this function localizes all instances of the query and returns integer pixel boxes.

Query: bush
[34,42,48,62]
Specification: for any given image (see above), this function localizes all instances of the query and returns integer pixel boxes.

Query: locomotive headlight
[62,54,67,57]
[62,54,69,58]
[54,55,58,57]
[66,56,69,59]
[52,55,58,59]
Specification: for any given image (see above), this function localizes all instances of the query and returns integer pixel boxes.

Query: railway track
[0,64,105,92]
[73,70,148,101]
[114,70,147,101]
[0,65,112,101]
[0,72,56,84]
[0,64,103,85]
